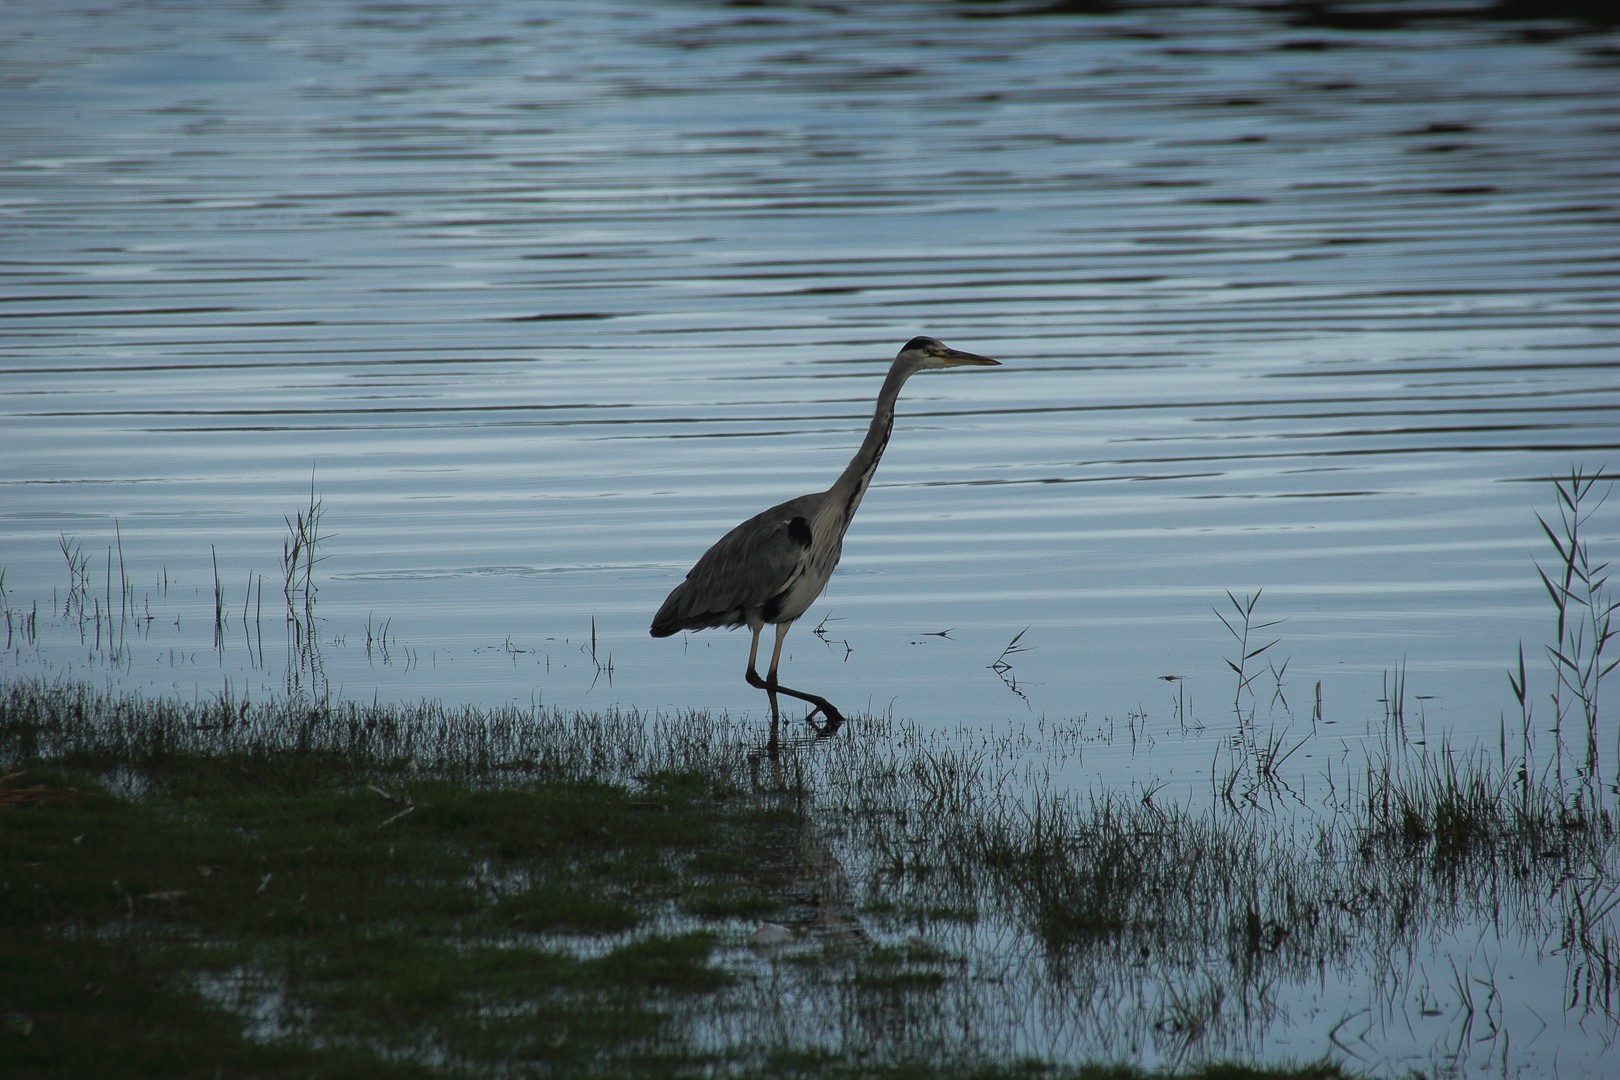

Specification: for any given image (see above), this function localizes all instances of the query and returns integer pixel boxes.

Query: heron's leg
[769,683,845,734]
[759,623,789,729]
[737,621,844,732]
[744,624,767,687]
[765,621,791,686]
[753,622,844,733]
[740,625,786,723]
[740,625,791,728]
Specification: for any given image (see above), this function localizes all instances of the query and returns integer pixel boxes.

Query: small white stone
[748,923,794,948]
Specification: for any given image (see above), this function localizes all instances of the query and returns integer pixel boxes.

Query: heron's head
[896,335,999,371]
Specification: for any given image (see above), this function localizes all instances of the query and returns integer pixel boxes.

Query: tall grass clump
[1353,739,1561,861]
[57,533,92,620]
[282,472,326,615]
[1526,466,1618,782]
[275,475,330,697]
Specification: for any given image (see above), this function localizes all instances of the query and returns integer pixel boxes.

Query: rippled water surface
[3,0,1619,1072]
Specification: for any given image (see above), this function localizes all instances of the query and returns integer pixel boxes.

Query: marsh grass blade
[282,474,326,612]
[1216,589,1283,714]
[990,626,1030,675]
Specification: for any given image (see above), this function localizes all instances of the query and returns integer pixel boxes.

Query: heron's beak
[940,348,999,367]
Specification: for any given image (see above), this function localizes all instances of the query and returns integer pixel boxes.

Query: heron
[650,335,1000,728]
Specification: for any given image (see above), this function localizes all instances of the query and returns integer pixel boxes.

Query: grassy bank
[0,680,1371,1079]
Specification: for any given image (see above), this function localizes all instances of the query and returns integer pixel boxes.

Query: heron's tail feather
[650,581,739,637]
[649,593,682,637]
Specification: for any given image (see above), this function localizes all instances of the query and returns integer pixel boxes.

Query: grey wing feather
[650,495,821,636]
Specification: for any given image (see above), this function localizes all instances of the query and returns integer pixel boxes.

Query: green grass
[18,678,1618,1078]
[0,679,1378,1078]
[0,701,799,1078]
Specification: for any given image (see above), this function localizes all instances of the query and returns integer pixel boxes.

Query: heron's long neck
[826,361,914,531]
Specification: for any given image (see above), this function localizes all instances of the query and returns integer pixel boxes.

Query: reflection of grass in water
[992,744,1613,959]
[831,723,1618,1076]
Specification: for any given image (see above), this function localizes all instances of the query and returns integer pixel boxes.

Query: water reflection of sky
[4,0,1618,746]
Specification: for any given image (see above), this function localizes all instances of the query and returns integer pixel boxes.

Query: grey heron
[650,335,1000,727]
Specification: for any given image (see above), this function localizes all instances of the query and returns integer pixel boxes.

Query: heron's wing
[651,495,821,634]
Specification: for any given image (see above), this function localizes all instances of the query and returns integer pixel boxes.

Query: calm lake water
[4,0,1619,1073]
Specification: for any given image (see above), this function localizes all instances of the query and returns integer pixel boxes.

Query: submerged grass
[806,706,1620,1074]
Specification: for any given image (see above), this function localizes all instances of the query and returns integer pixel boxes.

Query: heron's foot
[746,669,844,734]
[766,679,844,736]
[803,700,845,738]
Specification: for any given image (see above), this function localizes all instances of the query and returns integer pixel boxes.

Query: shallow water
[6,0,1616,735]
[2,0,1619,1070]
